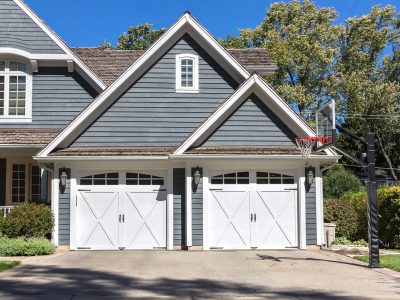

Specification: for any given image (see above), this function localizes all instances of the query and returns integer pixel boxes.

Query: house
[0,0,339,250]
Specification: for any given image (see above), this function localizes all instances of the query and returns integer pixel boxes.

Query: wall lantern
[193,167,201,186]
[60,170,68,188]
[306,166,315,188]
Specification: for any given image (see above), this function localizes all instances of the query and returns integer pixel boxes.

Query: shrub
[324,198,359,240]
[345,186,400,248]
[0,237,55,256]
[1,203,54,239]
[331,237,352,245]
[323,165,364,199]
[378,186,400,248]
[353,239,368,247]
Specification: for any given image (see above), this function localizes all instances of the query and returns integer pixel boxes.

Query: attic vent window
[176,54,199,93]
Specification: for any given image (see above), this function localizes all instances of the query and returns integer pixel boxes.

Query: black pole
[366,132,379,268]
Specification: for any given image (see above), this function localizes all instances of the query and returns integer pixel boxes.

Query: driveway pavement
[0,250,399,299]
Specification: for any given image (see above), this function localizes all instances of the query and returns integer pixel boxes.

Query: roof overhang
[11,0,106,92]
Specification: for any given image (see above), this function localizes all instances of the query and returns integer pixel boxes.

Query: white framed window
[0,59,32,122]
[211,172,250,185]
[80,172,119,185]
[176,54,199,93]
[126,172,164,186]
[256,172,295,184]
[9,162,42,204]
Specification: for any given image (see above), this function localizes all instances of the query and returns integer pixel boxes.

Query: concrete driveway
[0,250,399,299]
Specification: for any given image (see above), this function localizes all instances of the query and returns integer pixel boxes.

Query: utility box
[324,223,336,248]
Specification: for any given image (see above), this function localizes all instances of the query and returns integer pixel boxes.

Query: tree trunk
[376,134,398,181]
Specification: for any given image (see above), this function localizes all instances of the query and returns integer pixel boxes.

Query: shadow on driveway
[0,265,369,299]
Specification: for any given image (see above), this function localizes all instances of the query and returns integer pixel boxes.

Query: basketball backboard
[316,99,336,151]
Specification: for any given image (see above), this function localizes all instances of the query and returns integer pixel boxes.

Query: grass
[0,260,20,272]
[353,255,400,272]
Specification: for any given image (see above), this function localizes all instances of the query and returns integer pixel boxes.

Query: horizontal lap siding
[306,174,317,245]
[70,34,238,147]
[192,168,203,246]
[1,67,98,128]
[0,0,64,54]
[173,168,186,247]
[202,94,296,146]
[59,169,70,246]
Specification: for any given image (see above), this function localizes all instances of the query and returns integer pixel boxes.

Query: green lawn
[353,255,400,272]
[0,260,20,272]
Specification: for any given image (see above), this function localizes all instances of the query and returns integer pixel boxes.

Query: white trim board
[36,12,250,158]
[12,0,106,91]
[174,74,335,156]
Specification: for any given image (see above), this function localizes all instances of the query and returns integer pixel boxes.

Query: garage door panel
[123,190,166,249]
[209,190,251,249]
[255,189,297,249]
[77,191,119,250]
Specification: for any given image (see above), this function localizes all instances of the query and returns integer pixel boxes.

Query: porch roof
[0,129,60,146]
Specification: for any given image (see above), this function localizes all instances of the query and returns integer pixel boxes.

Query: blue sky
[25,0,399,47]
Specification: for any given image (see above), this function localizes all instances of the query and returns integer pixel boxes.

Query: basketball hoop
[296,137,319,159]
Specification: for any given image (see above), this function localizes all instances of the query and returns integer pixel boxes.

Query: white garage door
[208,171,298,250]
[76,171,166,250]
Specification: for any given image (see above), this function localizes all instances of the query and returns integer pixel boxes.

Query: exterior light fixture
[193,167,201,186]
[306,167,315,187]
[60,171,68,188]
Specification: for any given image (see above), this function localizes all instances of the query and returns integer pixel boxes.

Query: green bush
[0,237,55,256]
[344,186,400,248]
[331,237,352,245]
[353,239,368,247]
[1,203,54,239]
[377,186,400,248]
[323,165,364,199]
[324,198,359,240]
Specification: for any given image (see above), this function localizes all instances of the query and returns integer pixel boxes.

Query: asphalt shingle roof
[0,129,60,145]
[72,47,276,86]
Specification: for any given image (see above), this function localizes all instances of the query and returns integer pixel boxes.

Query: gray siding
[173,168,186,247]
[0,0,64,54]
[192,168,203,246]
[202,94,296,147]
[58,169,70,246]
[70,34,238,148]
[1,67,98,128]
[306,170,317,245]
[0,158,6,206]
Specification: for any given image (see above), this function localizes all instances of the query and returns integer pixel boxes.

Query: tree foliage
[220,0,400,179]
[323,165,364,199]
[102,23,166,50]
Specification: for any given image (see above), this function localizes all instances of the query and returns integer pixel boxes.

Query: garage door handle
[254,214,256,222]
[122,214,125,223]
[251,214,253,222]
[210,188,223,191]
[119,214,121,223]
[285,188,297,191]
[155,189,166,191]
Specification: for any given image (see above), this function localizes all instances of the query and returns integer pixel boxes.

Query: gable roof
[174,74,336,156]
[6,0,106,91]
[37,12,259,158]
[72,47,276,86]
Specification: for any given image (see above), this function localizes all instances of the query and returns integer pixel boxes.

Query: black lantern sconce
[193,167,201,186]
[305,166,315,192]
[59,168,69,193]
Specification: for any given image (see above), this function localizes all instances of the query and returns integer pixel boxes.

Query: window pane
[0,61,4,71]
[257,178,269,184]
[12,164,26,203]
[224,178,236,184]
[31,166,41,202]
[80,179,92,185]
[9,61,27,72]
[237,172,249,178]
[0,76,4,116]
[211,178,223,184]
[237,179,249,184]
[257,172,268,178]
[152,179,164,185]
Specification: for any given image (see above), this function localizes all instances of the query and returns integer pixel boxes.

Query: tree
[333,6,400,179]
[220,0,342,119]
[323,165,364,199]
[101,24,166,50]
